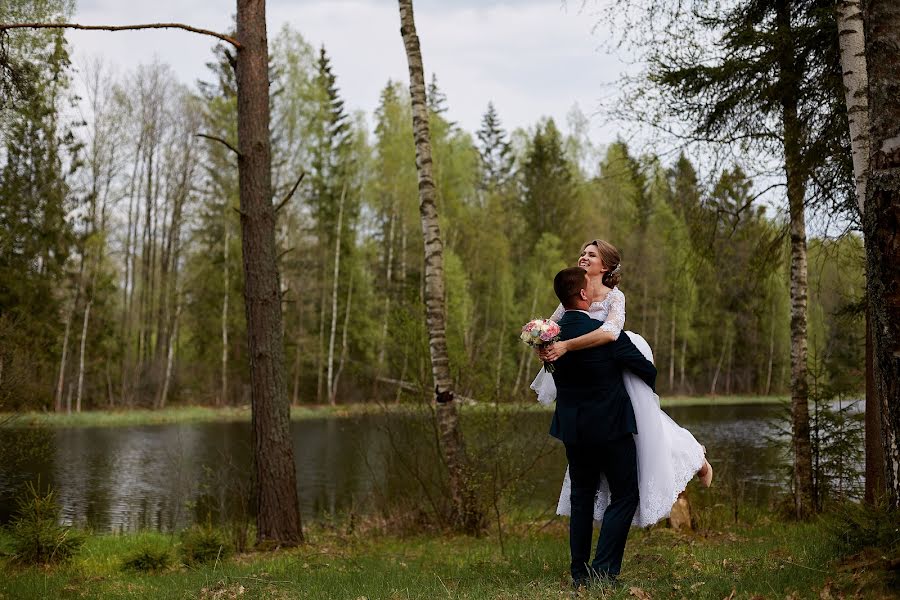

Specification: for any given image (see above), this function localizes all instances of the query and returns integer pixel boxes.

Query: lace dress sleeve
[599,288,625,340]
[549,303,565,322]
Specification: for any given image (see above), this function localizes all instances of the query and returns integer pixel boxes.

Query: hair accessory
[610,264,621,276]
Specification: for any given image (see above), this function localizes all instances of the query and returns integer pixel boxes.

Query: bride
[531,239,713,528]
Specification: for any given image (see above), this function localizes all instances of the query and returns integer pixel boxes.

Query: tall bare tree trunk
[221,224,230,406]
[668,297,676,391]
[398,0,482,533]
[710,334,727,395]
[864,310,884,501]
[513,290,539,392]
[863,0,900,510]
[158,296,180,409]
[776,0,813,518]
[55,298,75,413]
[679,337,687,393]
[326,184,346,405]
[316,270,326,404]
[378,199,397,370]
[75,299,91,413]
[333,271,354,400]
[236,0,302,544]
[836,0,885,505]
[765,300,776,396]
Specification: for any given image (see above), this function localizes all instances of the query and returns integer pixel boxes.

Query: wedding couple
[531,240,713,588]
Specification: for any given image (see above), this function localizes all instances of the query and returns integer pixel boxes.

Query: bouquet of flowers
[520,318,561,373]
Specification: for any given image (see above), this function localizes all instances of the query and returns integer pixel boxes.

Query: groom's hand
[540,342,568,362]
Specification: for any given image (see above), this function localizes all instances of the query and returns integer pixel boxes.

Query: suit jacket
[549,310,657,445]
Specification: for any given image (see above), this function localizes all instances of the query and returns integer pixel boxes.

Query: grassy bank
[1,514,893,599]
[2,395,788,428]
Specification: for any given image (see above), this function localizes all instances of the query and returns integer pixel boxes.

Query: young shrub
[121,545,174,573]
[179,525,232,566]
[7,482,84,565]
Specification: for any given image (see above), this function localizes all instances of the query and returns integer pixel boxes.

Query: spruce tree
[476,102,513,191]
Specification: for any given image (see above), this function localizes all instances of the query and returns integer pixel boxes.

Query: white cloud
[67,0,632,143]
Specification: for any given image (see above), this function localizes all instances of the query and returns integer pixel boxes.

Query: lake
[0,404,792,532]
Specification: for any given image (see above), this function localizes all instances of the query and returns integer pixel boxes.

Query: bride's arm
[543,289,625,360]
[549,303,565,322]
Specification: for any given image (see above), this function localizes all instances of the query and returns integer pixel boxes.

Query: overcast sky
[67,0,632,144]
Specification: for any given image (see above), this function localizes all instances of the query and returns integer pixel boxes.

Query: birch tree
[397,0,483,533]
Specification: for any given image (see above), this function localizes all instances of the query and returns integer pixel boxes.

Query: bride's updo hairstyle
[584,239,622,288]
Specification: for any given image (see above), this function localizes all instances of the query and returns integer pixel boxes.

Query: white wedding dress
[531,288,706,528]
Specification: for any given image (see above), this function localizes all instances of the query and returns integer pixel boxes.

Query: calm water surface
[0,405,789,532]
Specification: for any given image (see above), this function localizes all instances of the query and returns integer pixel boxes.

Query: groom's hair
[554,267,588,309]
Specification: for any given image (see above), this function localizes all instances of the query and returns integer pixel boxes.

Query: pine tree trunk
[864,309,884,502]
[326,185,346,405]
[679,336,687,393]
[235,0,302,545]
[776,0,814,518]
[862,0,900,510]
[398,0,482,533]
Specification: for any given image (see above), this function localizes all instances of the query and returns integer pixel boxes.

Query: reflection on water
[0,404,791,532]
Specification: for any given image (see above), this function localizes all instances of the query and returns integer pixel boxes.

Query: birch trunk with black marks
[236,0,302,544]
[837,0,870,217]
[836,0,885,505]
[863,0,900,510]
[776,0,813,517]
[398,0,482,533]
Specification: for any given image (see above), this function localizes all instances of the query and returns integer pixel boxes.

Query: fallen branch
[0,22,240,48]
[197,133,240,157]
[375,377,477,404]
[275,172,305,213]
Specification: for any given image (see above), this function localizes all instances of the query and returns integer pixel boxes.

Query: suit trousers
[564,435,639,580]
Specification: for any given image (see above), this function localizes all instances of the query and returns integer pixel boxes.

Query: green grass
[1,514,892,599]
[2,395,788,429]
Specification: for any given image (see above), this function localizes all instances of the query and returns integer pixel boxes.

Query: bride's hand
[541,341,568,362]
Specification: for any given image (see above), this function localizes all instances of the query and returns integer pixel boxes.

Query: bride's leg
[697,458,713,487]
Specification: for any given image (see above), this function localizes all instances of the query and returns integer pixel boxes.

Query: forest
[0,14,865,414]
[1,0,898,598]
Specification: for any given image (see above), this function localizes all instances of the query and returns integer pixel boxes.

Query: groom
[548,267,657,586]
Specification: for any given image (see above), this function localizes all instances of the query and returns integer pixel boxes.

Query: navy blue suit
[549,309,657,582]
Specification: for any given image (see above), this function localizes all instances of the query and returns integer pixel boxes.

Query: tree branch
[0,22,241,49]
[197,133,240,157]
[274,172,305,213]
